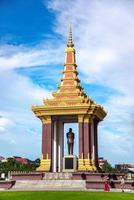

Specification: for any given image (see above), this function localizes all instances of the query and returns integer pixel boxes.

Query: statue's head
[69,128,72,132]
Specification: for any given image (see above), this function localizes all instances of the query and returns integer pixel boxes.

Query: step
[11,180,86,190]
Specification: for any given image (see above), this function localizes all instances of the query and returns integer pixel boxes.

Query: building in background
[98,157,108,168]
[0,156,7,163]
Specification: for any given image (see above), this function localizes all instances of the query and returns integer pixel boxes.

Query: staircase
[11,180,86,191]
[11,173,86,191]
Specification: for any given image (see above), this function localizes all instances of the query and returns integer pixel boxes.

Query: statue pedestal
[63,155,78,172]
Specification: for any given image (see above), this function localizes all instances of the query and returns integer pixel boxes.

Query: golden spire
[67,19,74,47]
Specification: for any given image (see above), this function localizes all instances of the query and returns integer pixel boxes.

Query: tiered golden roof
[32,25,106,120]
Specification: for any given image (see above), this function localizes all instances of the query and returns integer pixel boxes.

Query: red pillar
[90,121,94,160]
[42,123,47,159]
[79,122,84,158]
[46,123,52,160]
[94,119,99,168]
[42,122,52,160]
[83,122,91,159]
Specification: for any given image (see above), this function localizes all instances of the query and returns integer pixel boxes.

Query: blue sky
[0,0,134,165]
[0,0,55,45]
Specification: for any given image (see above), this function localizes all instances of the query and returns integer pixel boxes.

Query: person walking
[120,176,125,192]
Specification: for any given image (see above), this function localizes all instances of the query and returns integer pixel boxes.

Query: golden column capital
[41,116,52,124]
[84,115,94,123]
[78,115,84,123]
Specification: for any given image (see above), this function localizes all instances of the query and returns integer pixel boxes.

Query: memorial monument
[32,24,107,172]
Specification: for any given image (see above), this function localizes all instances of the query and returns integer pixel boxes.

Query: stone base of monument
[3,172,134,190]
[11,172,44,180]
[62,155,78,172]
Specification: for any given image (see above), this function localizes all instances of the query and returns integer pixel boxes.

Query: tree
[0,157,40,177]
[101,162,119,173]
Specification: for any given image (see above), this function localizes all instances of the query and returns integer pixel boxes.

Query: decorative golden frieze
[78,158,96,171]
[32,104,104,120]
[36,154,51,172]
[78,159,86,171]
[33,108,94,118]
[36,158,51,172]
[84,159,94,171]
[63,70,78,74]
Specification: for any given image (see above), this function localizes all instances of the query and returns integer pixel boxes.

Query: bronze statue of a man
[66,128,75,155]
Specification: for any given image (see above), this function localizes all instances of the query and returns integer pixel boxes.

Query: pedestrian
[120,176,125,192]
[104,176,110,192]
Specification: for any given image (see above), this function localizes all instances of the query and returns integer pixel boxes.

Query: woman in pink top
[104,176,110,192]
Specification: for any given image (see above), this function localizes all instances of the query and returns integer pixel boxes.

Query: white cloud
[0,70,51,158]
[0,43,64,70]
[48,0,134,164]
[0,117,13,133]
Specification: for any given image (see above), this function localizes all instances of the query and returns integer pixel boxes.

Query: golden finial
[67,18,74,47]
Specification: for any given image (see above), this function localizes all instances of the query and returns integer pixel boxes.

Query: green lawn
[0,191,134,200]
